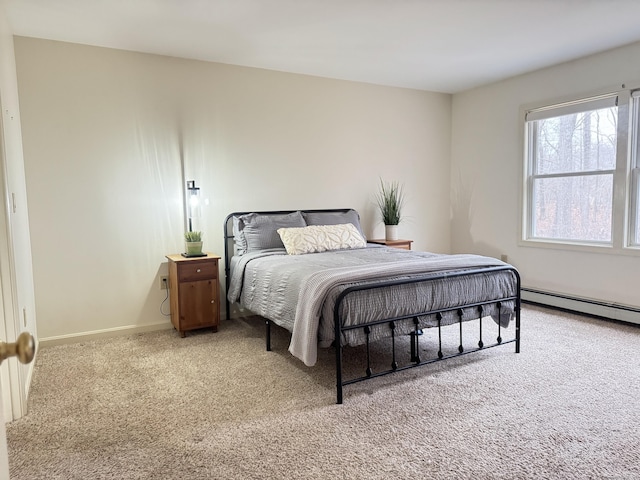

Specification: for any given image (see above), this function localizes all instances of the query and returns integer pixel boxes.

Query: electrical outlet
[160,276,169,290]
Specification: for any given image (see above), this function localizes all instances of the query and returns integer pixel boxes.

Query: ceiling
[5,0,640,93]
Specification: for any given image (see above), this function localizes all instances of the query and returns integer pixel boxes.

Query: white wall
[14,37,452,340]
[451,41,640,309]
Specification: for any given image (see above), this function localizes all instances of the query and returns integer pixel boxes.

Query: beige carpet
[6,305,640,479]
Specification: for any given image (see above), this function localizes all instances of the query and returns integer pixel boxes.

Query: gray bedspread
[228,246,517,366]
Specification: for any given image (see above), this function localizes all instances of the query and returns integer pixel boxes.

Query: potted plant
[184,230,203,256]
[375,178,405,241]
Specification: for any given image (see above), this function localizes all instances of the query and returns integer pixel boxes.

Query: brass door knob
[0,332,35,365]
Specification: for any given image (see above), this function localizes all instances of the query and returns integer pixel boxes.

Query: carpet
[6,305,640,479]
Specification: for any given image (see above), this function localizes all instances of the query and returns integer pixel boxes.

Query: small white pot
[385,225,398,241]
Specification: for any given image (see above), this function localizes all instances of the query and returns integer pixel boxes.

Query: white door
[0,388,9,480]
[0,333,36,479]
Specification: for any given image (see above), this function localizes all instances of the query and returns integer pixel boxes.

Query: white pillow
[277,223,366,255]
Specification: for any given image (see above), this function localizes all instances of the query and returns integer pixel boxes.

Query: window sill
[518,238,640,256]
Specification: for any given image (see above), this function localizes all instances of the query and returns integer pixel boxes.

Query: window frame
[520,85,640,255]
[629,90,640,247]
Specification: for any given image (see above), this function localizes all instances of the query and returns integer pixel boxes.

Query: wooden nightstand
[165,253,221,337]
[368,239,413,250]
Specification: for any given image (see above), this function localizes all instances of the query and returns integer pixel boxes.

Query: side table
[367,239,413,250]
[165,253,221,337]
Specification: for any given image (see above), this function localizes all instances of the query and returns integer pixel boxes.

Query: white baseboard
[38,321,174,347]
[36,292,638,347]
[522,288,640,326]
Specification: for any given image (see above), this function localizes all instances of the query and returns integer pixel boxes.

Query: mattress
[228,246,518,366]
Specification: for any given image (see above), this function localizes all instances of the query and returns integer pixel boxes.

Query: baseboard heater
[522,287,640,326]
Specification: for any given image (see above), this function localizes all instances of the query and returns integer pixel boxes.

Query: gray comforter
[228,246,517,366]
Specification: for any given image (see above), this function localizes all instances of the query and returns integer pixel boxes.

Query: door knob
[0,332,35,365]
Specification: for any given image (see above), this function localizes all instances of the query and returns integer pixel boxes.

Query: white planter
[385,225,398,241]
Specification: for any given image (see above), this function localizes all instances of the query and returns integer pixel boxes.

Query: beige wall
[451,41,640,309]
[14,37,452,340]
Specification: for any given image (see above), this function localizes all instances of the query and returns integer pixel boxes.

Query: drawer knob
[196,269,201,273]
[211,300,215,304]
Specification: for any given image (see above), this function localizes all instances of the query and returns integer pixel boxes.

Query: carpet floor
[6,305,640,479]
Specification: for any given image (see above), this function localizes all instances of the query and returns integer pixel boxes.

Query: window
[630,91,640,246]
[524,87,640,251]
[524,95,618,245]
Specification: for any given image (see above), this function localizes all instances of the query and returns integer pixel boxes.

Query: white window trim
[519,84,640,256]
[628,89,640,247]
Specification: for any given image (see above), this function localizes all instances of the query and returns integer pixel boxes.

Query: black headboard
[222,208,357,319]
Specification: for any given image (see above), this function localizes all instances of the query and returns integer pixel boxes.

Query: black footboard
[332,266,521,404]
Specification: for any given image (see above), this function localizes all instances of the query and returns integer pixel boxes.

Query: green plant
[184,231,202,242]
[375,178,405,225]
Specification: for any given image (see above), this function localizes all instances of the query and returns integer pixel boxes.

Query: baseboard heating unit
[522,288,640,326]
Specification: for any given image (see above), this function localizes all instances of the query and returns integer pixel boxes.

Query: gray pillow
[241,211,307,252]
[232,215,248,255]
[303,209,366,240]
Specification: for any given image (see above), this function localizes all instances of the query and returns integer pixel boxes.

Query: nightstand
[368,239,413,250]
[165,253,221,337]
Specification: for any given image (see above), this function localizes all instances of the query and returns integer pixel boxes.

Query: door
[0,332,36,479]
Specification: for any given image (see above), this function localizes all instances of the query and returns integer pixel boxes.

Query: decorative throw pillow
[277,223,367,255]
[241,211,307,252]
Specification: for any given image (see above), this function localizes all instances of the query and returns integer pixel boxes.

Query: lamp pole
[186,180,200,233]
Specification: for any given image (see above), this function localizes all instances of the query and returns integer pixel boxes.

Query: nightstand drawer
[177,261,217,282]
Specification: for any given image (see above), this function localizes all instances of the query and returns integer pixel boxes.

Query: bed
[224,208,521,404]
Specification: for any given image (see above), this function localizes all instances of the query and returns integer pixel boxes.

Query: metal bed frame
[224,209,521,404]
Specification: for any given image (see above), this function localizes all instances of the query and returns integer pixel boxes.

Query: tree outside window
[525,96,618,245]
